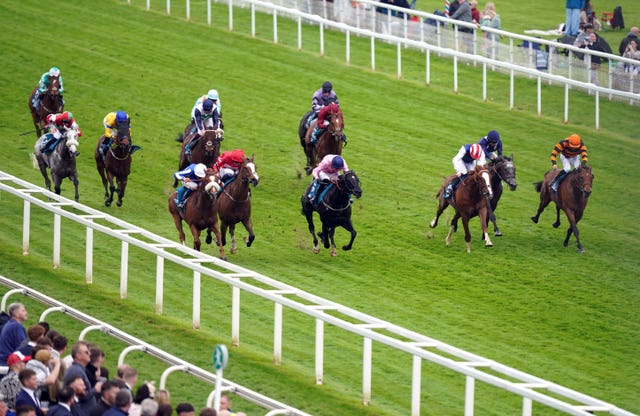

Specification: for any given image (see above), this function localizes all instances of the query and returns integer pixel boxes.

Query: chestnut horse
[95,131,132,207]
[168,172,226,259]
[298,107,344,175]
[531,166,593,253]
[301,171,362,256]
[486,155,517,236]
[32,129,80,201]
[173,128,223,187]
[429,165,494,252]
[29,76,64,139]
[216,157,260,254]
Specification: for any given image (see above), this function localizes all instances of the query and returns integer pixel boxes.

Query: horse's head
[326,107,344,139]
[475,165,493,200]
[48,76,61,96]
[61,130,80,158]
[492,154,517,191]
[203,172,221,196]
[202,129,222,156]
[240,156,260,187]
[341,171,362,199]
[575,165,593,197]
[114,131,132,153]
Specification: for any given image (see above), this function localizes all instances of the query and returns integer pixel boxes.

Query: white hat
[207,89,219,101]
[194,163,207,178]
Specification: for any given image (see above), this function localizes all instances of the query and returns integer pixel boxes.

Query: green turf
[0,0,638,415]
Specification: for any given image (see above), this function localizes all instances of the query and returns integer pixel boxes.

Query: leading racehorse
[95,131,132,207]
[486,155,517,236]
[531,165,593,253]
[216,157,260,254]
[173,128,222,188]
[301,171,362,256]
[298,107,344,175]
[429,165,494,252]
[29,76,64,139]
[33,129,80,201]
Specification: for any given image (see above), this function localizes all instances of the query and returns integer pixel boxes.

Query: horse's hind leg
[552,206,562,228]
[328,227,338,257]
[429,196,449,228]
[229,224,237,254]
[303,209,320,254]
[243,218,255,247]
[116,177,128,207]
[531,192,551,224]
[445,212,461,246]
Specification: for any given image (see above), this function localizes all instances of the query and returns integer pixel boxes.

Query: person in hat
[0,303,29,366]
[550,134,588,193]
[26,349,61,390]
[100,111,140,155]
[213,149,246,184]
[307,154,349,205]
[184,98,222,155]
[40,112,83,156]
[32,67,65,111]
[0,352,31,411]
[173,163,208,209]
[477,130,503,161]
[191,89,222,119]
[443,143,486,199]
[306,81,339,130]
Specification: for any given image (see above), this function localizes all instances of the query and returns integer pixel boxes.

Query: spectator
[579,0,598,30]
[25,349,61,402]
[102,390,132,416]
[50,336,68,363]
[85,347,108,388]
[14,406,35,416]
[469,0,480,23]
[375,0,411,19]
[0,401,9,416]
[0,353,31,411]
[156,404,172,416]
[198,408,215,416]
[47,387,74,416]
[15,369,43,416]
[0,304,28,366]
[565,0,585,37]
[63,342,100,416]
[623,39,640,74]
[618,27,640,55]
[578,32,613,85]
[175,403,194,416]
[450,0,473,33]
[118,366,137,393]
[89,380,119,416]
[66,376,90,416]
[153,390,169,406]
[17,326,45,358]
[139,399,157,416]
[129,383,155,416]
[218,395,246,416]
[480,2,501,57]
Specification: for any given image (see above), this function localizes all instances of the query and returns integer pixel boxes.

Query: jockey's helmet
[207,89,219,101]
[322,81,333,93]
[568,134,582,148]
[203,99,214,112]
[116,111,128,123]
[487,130,500,143]
[231,149,245,163]
[61,112,73,124]
[469,143,483,160]
[49,67,60,77]
[331,155,344,169]
[194,163,207,178]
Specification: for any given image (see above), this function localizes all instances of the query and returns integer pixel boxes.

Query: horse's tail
[30,152,38,169]
[533,181,543,193]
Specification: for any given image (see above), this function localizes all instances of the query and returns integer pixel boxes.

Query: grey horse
[33,129,80,201]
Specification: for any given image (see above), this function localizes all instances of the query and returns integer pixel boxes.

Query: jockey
[192,89,222,117]
[101,111,141,155]
[213,149,246,183]
[550,134,588,193]
[307,81,339,128]
[185,98,222,155]
[308,154,349,204]
[443,143,486,199]
[477,130,503,161]
[173,163,207,208]
[32,67,65,110]
[41,111,82,155]
[310,101,344,145]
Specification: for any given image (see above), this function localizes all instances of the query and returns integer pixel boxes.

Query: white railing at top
[126,0,640,131]
[2,172,637,416]
[0,276,311,416]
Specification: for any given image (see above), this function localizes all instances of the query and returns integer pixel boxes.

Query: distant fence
[126,0,640,131]
[2,170,637,416]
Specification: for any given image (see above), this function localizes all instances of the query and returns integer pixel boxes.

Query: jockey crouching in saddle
[309,81,346,145]
[32,67,64,110]
[101,111,141,156]
[173,163,207,209]
[307,154,349,205]
[443,143,486,200]
[477,130,503,161]
[40,111,82,155]
[213,149,246,187]
[185,97,222,155]
[549,134,589,193]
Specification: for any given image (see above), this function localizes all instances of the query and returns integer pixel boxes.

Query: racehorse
[429,165,494,252]
[173,128,222,188]
[486,155,517,236]
[33,129,80,201]
[216,157,260,254]
[29,76,64,139]
[168,172,226,259]
[95,131,132,207]
[298,107,344,175]
[530,166,593,253]
[301,171,362,256]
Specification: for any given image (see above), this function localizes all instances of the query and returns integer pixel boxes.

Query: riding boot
[342,133,348,145]
[310,126,324,144]
[130,145,142,154]
[32,91,40,110]
[444,176,461,199]
[308,180,319,202]
[100,138,112,156]
[551,170,568,193]
[175,186,187,207]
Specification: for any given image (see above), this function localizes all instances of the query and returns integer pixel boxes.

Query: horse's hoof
[342,245,352,251]
[331,250,338,257]
[429,220,436,228]
[246,236,255,247]
[105,201,111,207]
[205,235,212,244]
[116,200,123,207]
[552,222,560,228]
[220,256,228,261]
[578,248,585,254]
[485,241,493,247]
[530,216,538,224]
[312,247,320,254]
[231,248,237,254]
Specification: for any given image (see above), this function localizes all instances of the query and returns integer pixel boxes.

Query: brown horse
[216,157,260,254]
[298,107,344,175]
[531,166,594,253]
[168,172,226,259]
[486,155,517,236]
[29,76,64,139]
[95,131,132,207]
[173,128,222,187]
[429,165,494,252]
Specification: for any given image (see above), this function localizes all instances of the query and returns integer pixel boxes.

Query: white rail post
[362,337,372,405]
[86,221,93,284]
[251,4,256,37]
[595,90,600,131]
[22,200,30,255]
[186,0,190,21]
[207,0,211,26]
[320,23,325,56]
[464,375,475,416]
[166,0,171,15]
[411,355,422,416]
[370,36,375,70]
[425,49,430,86]
[231,286,240,346]
[297,17,302,50]
[509,69,514,109]
[564,83,570,124]
[537,77,542,116]
[273,11,278,44]
[120,241,128,299]
[228,0,234,31]
[273,302,282,365]
[522,397,533,416]
[482,62,487,101]
[155,255,164,314]
[53,213,61,269]
[397,43,402,79]
[314,318,324,384]
[193,270,201,329]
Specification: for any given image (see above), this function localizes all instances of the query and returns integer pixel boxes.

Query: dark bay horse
[298,107,344,175]
[173,128,222,187]
[301,171,362,256]
[33,129,80,201]
[531,166,594,253]
[429,165,494,252]
[486,155,517,236]
[95,131,132,207]
[168,172,226,259]
[29,76,64,139]
[216,157,260,254]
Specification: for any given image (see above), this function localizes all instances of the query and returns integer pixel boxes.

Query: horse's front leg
[242,218,255,247]
[208,222,227,260]
[97,167,109,198]
[229,224,237,254]
[38,161,52,192]
[190,224,202,251]
[328,227,338,257]
[479,208,493,247]
[116,176,128,207]
[562,210,584,253]
[304,209,319,254]
[340,220,357,252]
[106,173,116,207]
[461,217,473,253]
[445,212,461,246]
[217,221,227,246]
